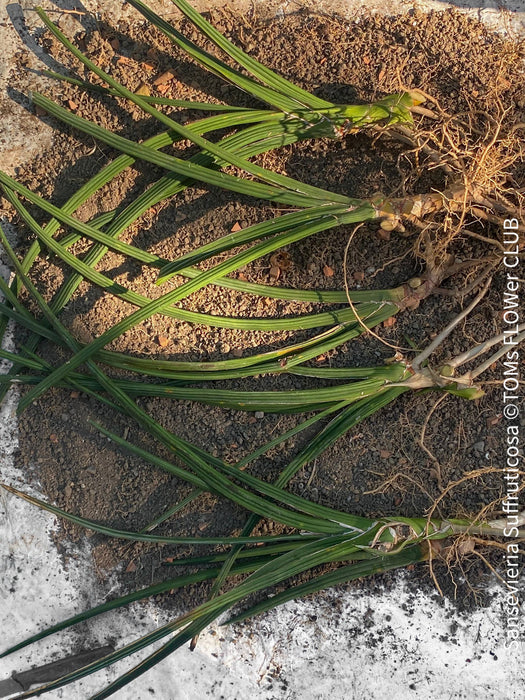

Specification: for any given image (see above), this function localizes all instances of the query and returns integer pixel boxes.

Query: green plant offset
[0,1,523,698]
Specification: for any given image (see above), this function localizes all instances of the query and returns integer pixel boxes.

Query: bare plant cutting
[0,1,523,697]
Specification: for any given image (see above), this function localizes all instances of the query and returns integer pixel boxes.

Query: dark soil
[4,3,525,625]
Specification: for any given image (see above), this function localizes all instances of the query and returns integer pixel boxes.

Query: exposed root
[372,91,525,286]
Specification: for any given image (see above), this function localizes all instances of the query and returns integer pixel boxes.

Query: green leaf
[0,483,314,545]
[126,0,328,111]
[36,9,352,205]
[227,543,425,623]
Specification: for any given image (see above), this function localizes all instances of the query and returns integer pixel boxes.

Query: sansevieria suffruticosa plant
[0,0,523,697]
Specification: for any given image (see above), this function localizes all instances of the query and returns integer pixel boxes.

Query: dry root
[372,95,524,285]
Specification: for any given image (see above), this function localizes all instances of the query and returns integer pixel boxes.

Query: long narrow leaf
[16,198,376,411]
[227,543,426,624]
[0,484,313,545]
[36,9,353,205]
[30,91,353,207]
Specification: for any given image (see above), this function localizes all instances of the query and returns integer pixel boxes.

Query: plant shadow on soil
[4,4,525,625]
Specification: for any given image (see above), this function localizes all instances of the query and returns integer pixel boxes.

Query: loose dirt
[4,5,525,620]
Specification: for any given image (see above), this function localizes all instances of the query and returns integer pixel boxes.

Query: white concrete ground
[0,1,524,698]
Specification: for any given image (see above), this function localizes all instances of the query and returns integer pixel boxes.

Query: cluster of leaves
[0,1,521,698]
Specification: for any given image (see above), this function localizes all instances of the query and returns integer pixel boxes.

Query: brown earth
[4,4,525,621]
